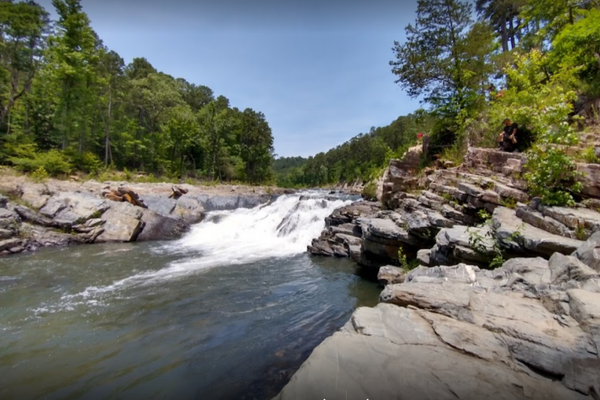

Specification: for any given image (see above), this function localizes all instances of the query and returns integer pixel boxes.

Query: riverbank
[0,172,295,257]
[277,145,600,400]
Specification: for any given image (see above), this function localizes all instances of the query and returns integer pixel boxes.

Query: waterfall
[59,193,354,302]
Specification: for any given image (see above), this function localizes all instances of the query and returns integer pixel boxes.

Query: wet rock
[137,209,187,242]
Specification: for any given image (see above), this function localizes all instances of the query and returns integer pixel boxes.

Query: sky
[37,0,422,158]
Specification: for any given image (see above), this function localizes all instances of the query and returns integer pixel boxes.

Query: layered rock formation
[0,177,278,256]
[293,146,600,400]
[278,235,600,400]
[309,147,600,269]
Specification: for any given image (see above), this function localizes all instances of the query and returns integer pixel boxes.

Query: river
[0,194,380,400]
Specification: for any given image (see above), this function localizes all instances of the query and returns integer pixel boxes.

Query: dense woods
[0,0,275,183]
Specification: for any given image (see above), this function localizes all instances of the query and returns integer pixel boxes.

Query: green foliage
[362,181,378,201]
[0,0,275,185]
[397,247,419,272]
[31,166,49,182]
[500,197,517,209]
[10,149,71,175]
[580,146,600,163]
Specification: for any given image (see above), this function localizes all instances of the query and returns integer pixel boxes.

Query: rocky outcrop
[278,238,600,400]
[0,177,279,255]
[310,146,600,269]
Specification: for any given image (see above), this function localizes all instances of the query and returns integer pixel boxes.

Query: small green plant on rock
[31,166,49,182]
[362,181,377,201]
[580,146,599,164]
[500,197,517,209]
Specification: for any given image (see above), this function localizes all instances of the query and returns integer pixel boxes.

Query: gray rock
[140,195,177,217]
[516,204,574,238]
[549,253,600,284]
[39,195,68,218]
[417,248,431,266]
[52,193,109,227]
[95,202,143,243]
[377,265,405,286]
[0,194,7,208]
[492,207,583,257]
[275,304,585,400]
[0,238,20,252]
[0,228,12,239]
[137,209,187,241]
[572,231,600,272]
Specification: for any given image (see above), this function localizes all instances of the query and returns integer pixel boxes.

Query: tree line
[0,0,275,183]
[277,0,600,205]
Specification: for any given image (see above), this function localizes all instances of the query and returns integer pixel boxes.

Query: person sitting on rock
[498,118,518,152]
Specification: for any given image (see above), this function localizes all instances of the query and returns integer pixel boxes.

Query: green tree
[0,0,49,128]
[390,0,488,115]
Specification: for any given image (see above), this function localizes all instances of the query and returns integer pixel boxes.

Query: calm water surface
[0,195,380,400]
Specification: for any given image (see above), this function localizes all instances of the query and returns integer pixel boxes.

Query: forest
[276,0,600,205]
[0,0,275,183]
[2,0,599,198]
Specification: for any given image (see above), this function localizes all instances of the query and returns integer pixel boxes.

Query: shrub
[31,166,49,182]
[362,181,377,201]
[10,149,72,176]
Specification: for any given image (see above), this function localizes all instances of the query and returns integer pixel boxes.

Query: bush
[427,117,459,161]
[362,181,377,201]
[70,151,102,174]
[10,149,72,176]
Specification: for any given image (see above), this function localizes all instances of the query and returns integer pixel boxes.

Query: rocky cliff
[286,145,600,400]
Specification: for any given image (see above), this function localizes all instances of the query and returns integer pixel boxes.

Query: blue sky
[38,0,422,157]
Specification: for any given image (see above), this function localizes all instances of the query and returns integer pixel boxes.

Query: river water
[0,194,380,400]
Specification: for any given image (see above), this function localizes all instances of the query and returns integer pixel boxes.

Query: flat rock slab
[275,303,587,400]
[493,207,583,257]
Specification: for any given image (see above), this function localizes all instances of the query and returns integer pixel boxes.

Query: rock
[576,163,600,198]
[275,303,586,400]
[540,205,600,230]
[95,202,144,243]
[572,231,600,272]
[0,194,7,208]
[140,195,177,217]
[0,238,20,252]
[39,195,68,218]
[549,253,600,285]
[51,193,109,227]
[492,207,583,257]
[0,228,12,239]
[430,225,495,266]
[174,197,204,224]
[137,209,187,241]
[516,204,574,238]
[417,248,431,266]
[377,265,405,285]
[20,183,50,210]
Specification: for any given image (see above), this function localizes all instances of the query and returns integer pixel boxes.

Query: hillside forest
[0,0,275,183]
[2,0,600,202]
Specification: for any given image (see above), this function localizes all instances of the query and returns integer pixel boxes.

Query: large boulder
[137,209,187,242]
[95,202,144,243]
